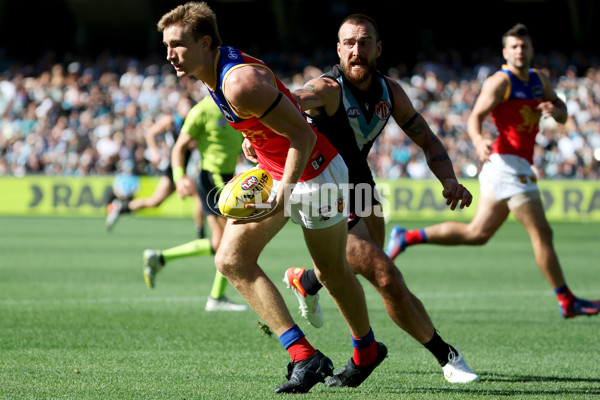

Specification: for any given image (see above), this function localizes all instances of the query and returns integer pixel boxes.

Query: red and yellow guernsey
[207,46,338,181]
[490,66,548,164]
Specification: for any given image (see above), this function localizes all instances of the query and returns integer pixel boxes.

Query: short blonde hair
[157,1,222,49]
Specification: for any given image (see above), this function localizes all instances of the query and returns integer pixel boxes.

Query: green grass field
[1,216,599,400]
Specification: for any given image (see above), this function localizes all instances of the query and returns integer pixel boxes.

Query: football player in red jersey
[387,23,600,318]
[157,2,386,393]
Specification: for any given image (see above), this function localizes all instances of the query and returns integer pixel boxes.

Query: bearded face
[340,54,377,84]
[337,21,380,85]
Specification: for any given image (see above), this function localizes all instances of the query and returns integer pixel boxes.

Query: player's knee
[375,262,405,293]
[371,268,412,306]
[533,224,554,245]
[214,251,234,276]
[149,198,165,207]
[470,230,493,245]
[471,236,490,245]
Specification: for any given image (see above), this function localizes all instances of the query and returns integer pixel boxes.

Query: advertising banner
[1,176,599,222]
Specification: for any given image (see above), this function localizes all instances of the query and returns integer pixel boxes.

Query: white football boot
[283,267,323,328]
[442,347,480,383]
[142,249,163,289]
[105,200,122,231]
[205,297,248,312]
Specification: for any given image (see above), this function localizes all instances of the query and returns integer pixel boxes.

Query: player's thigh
[207,214,227,236]
[217,212,288,266]
[511,197,552,238]
[151,176,176,201]
[470,194,510,237]
[347,218,389,278]
[302,219,348,272]
[362,211,385,249]
[206,215,225,246]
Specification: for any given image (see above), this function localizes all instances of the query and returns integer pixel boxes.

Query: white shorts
[265,154,348,229]
[479,153,540,209]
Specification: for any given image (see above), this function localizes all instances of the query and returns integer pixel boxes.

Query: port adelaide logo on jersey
[375,100,392,120]
[346,100,392,121]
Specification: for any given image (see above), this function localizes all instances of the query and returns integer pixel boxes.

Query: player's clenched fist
[441,178,472,210]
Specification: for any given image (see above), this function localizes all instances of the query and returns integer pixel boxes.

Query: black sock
[120,201,131,214]
[423,330,454,367]
[301,269,323,295]
[196,225,206,239]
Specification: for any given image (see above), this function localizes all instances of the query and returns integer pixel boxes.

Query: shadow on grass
[400,387,600,397]
[481,372,600,384]
[388,370,600,397]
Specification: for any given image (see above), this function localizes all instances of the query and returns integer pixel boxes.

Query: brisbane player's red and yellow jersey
[207,46,338,181]
[491,66,548,164]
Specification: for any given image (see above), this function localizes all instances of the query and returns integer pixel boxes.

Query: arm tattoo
[430,152,450,162]
[301,84,316,94]
[428,134,450,162]
[403,115,427,139]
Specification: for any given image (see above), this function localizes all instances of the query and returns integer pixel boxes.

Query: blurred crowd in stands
[1,47,599,180]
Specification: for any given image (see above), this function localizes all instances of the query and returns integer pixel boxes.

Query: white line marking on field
[0,296,205,306]
[2,289,598,307]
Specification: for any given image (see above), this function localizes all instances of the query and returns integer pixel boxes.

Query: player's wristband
[172,166,185,181]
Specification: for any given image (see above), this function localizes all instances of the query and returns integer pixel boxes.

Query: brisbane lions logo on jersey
[375,101,392,121]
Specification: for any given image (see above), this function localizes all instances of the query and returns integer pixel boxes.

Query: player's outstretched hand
[441,178,472,210]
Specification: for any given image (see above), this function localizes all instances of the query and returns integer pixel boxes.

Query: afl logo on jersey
[375,101,392,120]
[347,107,361,118]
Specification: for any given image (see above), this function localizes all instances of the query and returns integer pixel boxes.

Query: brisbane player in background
[387,23,600,319]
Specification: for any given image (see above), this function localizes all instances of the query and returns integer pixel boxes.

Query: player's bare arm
[387,78,472,209]
[292,77,341,117]
[224,65,316,218]
[537,72,568,123]
[467,72,507,162]
[171,131,195,198]
[146,114,173,165]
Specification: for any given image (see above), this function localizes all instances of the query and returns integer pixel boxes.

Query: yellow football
[218,168,273,219]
